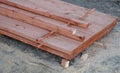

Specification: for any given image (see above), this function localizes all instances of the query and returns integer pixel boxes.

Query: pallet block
[61,59,70,68]
[0,0,118,68]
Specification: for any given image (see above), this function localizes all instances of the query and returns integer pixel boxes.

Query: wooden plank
[0,0,90,28]
[0,15,49,39]
[0,0,118,64]
[0,3,85,41]
[0,29,72,60]
[70,18,118,60]
[0,24,72,55]
[0,15,76,54]
[0,15,86,54]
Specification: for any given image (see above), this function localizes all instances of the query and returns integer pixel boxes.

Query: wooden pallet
[0,0,118,68]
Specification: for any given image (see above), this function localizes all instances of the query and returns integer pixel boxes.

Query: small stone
[25,60,39,66]
[81,53,88,61]
[94,42,104,47]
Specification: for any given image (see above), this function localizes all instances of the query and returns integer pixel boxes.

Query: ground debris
[80,53,88,61]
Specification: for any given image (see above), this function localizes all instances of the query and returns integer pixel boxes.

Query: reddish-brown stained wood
[37,31,55,41]
[0,0,90,28]
[0,15,73,55]
[70,18,118,60]
[0,29,72,60]
[0,3,85,42]
[0,0,118,68]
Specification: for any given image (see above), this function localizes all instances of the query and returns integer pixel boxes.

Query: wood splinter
[72,29,77,35]
[72,29,85,41]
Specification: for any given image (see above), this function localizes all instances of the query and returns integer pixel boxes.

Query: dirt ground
[0,0,120,73]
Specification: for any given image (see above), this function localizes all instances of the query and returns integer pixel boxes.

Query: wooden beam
[0,0,89,28]
[0,4,85,42]
[36,31,55,41]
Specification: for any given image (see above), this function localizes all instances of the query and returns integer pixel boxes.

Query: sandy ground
[0,0,120,73]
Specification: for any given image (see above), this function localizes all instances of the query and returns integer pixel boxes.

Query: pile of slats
[0,0,118,68]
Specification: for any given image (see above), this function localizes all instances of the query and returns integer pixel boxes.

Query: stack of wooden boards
[0,0,118,68]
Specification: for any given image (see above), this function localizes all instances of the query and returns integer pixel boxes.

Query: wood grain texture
[0,3,86,41]
[0,0,90,28]
[0,0,118,63]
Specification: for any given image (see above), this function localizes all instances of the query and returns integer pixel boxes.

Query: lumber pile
[0,0,118,68]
